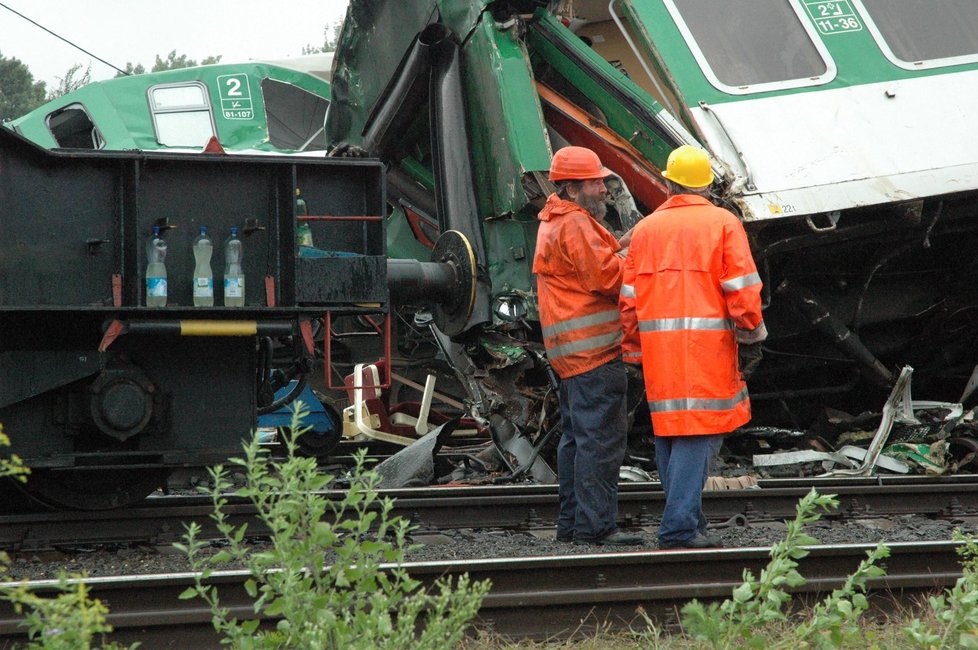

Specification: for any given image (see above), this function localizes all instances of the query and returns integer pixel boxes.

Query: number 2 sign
[217,74,255,120]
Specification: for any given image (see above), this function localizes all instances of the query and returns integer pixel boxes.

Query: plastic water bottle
[192,226,214,306]
[223,227,245,307]
[295,187,314,248]
[145,226,167,307]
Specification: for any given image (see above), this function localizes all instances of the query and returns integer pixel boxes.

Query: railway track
[0,540,963,647]
[3,475,978,550]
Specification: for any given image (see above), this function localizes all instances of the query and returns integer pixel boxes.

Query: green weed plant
[0,422,27,576]
[175,401,490,649]
[0,424,29,485]
[1,425,130,649]
[903,530,978,648]
[3,574,137,650]
[643,489,891,650]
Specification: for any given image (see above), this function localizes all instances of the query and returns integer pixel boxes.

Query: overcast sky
[0,0,350,88]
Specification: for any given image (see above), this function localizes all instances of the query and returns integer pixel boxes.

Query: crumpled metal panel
[527,11,679,168]
[326,0,439,146]
[374,420,458,489]
[329,0,547,310]
[462,14,553,217]
[457,15,551,305]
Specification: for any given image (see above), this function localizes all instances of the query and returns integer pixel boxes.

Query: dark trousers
[556,358,627,541]
[655,434,724,544]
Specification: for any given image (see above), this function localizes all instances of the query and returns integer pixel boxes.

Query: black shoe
[555,534,573,543]
[658,533,723,550]
[574,530,644,546]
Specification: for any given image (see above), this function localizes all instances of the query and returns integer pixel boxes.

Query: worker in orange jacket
[620,145,767,549]
[534,146,642,546]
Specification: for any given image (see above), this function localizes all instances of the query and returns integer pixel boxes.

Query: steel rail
[4,477,978,550]
[0,540,963,646]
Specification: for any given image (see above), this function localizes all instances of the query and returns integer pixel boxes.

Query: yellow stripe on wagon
[179,320,258,336]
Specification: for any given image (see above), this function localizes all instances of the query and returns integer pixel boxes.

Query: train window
[853,0,978,70]
[663,0,835,94]
[260,79,329,151]
[44,103,104,149]
[147,82,217,147]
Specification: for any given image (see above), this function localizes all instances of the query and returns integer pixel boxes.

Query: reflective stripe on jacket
[533,194,624,379]
[620,194,766,435]
[619,281,642,364]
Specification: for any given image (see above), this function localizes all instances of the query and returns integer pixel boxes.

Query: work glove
[738,343,763,380]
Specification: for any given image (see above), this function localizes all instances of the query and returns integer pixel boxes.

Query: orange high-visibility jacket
[619,194,767,436]
[533,194,624,379]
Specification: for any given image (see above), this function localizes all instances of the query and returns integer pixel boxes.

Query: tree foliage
[114,50,222,78]
[0,51,47,121]
[115,62,146,77]
[47,63,93,101]
[152,50,222,72]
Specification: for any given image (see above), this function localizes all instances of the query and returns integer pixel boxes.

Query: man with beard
[533,146,642,546]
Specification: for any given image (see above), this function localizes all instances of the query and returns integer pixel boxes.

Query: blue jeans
[556,358,627,541]
[655,434,724,545]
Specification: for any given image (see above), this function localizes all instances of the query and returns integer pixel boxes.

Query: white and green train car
[7,54,332,154]
[611,0,978,221]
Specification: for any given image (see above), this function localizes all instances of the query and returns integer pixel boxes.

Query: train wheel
[21,468,170,510]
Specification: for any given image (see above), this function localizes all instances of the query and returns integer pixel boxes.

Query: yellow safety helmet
[662,145,714,189]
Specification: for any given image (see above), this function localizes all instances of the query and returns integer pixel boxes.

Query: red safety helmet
[548,146,614,182]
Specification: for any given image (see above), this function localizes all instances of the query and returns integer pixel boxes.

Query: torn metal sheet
[913,401,965,420]
[374,419,458,489]
[489,413,557,483]
[753,449,855,470]
[822,366,915,477]
[751,446,910,474]
[620,465,653,482]
[838,445,910,474]
[752,389,965,475]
